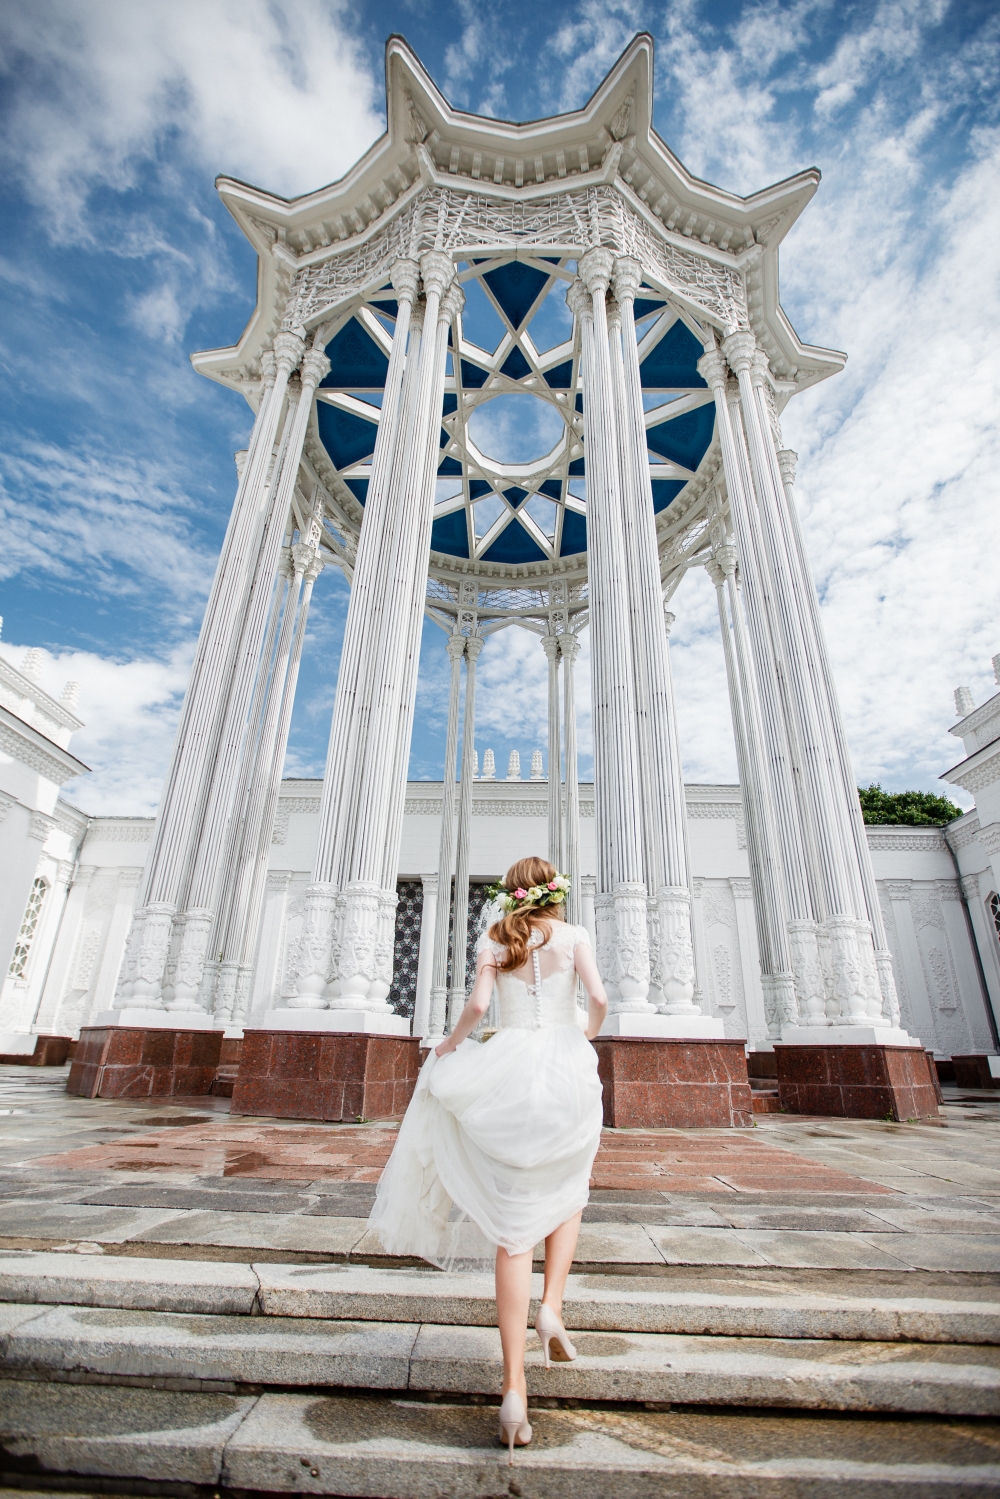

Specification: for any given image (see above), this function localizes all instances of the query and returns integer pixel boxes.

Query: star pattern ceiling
[314,253,716,572]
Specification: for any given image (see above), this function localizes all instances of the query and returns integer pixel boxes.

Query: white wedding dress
[368,920,603,1270]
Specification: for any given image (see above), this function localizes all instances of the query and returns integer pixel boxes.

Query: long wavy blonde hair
[488,856,566,971]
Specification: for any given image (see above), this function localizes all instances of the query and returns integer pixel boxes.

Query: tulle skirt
[368,1024,604,1270]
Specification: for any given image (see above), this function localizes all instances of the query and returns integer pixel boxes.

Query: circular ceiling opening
[467,392,564,465]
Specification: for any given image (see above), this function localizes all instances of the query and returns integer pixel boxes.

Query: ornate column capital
[391,258,420,303]
[565,279,590,320]
[299,347,331,393]
[612,255,643,304]
[697,349,728,391]
[441,280,465,324]
[559,633,581,664]
[713,542,739,579]
[721,330,756,376]
[28,812,56,843]
[463,632,484,662]
[705,559,725,589]
[541,633,561,663]
[291,539,319,577]
[74,863,97,888]
[272,330,306,377]
[259,350,277,390]
[777,448,798,487]
[579,245,614,297]
[419,249,455,300]
[446,632,467,661]
[750,347,772,388]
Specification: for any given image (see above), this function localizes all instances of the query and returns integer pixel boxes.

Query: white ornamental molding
[728,878,754,900]
[0,792,14,823]
[951,753,1000,795]
[947,815,981,851]
[117,867,145,890]
[978,823,1000,856]
[403,797,444,816]
[882,880,913,901]
[865,830,947,852]
[28,812,57,843]
[53,808,88,837]
[266,869,293,892]
[686,798,747,849]
[89,820,154,842]
[0,721,80,784]
[281,184,748,336]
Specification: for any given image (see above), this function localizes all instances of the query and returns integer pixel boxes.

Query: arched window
[8,877,48,978]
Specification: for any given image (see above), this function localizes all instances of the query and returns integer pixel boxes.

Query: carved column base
[167,907,214,1013]
[116,902,175,1008]
[653,886,698,1015]
[874,949,902,1028]
[423,985,449,1046]
[284,882,338,1009]
[825,916,883,1027]
[331,882,393,1013]
[597,884,654,1014]
[788,920,826,1026]
[761,973,798,1039]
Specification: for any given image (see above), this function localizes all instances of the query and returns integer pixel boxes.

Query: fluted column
[611,258,697,1016]
[707,543,798,1034]
[571,252,650,1014]
[426,632,466,1042]
[542,634,562,867]
[774,445,901,1027]
[698,347,820,1025]
[725,332,881,1027]
[560,632,582,926]
[116,333,303,1009]
[412,873,438,1040]
[447,633,483,1029]
[168,343,330,1011]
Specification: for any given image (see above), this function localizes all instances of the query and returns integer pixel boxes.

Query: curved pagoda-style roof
[192,34,844,592]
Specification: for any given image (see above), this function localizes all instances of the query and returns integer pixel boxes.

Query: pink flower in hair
[515,888,528,900]
[547,881,557,890]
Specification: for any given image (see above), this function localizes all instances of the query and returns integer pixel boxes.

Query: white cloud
[0,638,192,815]
[0,0,383,236]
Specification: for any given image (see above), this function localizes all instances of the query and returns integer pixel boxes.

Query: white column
[542,633,562,866]
[90,868,144,1027]
[699,347,821,1026]
[170,343,330,1014]
[707,543,798,1035]
[116,334,303,1009]
[412,872,438,1039]
[33,864,94,1035]
[447,633,483,1029]
[224,543,324,1029]
[612,258,697,1018]
[560,633,582,926]
[426,632,466,1043]
[570,254,651,1017]
[775,444,901,1027]
[724,332,880,1029]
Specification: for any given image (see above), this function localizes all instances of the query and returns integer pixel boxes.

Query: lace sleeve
[476,931,503,963]
[572,925,593,950]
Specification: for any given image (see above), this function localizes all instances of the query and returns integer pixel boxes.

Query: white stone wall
[20,776,996,1058]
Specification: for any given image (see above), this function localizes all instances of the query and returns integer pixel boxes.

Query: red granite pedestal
[0,1035,73,1066]
[951,1054,1000,1090]
[593,1038,753,1129]
[66,1027,224,1099]
[775,1044,940,1120]
[230,1030,421,1121]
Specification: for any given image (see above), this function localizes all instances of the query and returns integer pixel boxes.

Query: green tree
[857,783,963,827]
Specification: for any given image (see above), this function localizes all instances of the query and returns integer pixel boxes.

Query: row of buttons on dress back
[529,944,544,1028]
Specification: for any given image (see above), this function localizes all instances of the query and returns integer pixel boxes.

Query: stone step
[2,1381,999,1496]
[752,1089,782,1114]
[3,1303,999,1415]
[3,1250,998,1344]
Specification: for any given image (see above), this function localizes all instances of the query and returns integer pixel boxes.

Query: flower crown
[488,873,571,913]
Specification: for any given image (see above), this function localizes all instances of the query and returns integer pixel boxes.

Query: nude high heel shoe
[536,1304,577,1368]
[498,1390,532,1463]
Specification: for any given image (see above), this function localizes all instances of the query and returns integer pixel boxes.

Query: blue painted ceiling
[316,256,715,568]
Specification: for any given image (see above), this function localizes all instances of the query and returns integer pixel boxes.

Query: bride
[368,856,607,1460]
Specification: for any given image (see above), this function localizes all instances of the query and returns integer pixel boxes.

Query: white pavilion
[1,36,998,1104]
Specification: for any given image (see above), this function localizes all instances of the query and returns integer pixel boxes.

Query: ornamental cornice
[945,748,1000,795]
[281,183,749,337]
[0,708,89,786]
[85,819,154,843]
[946,814,981,850]
[979,823,1000,856]
[865,829,948,852]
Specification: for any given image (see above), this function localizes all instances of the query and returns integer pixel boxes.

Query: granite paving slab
[0,1379,256,1485]
[872,1234,1000,1273]
[75,1185,316,1214]
[643,1227,771,1266]
[130,1209,369,1255]
[2,1303,418,1389]
[0,1201,189,1243]
[252,1261,1000,1342]
[0,1249,258,1314]
[728,1230,915,1270]
[222,1391,1000,1498]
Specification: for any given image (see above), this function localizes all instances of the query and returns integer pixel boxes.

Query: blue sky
[0,0,997,814]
